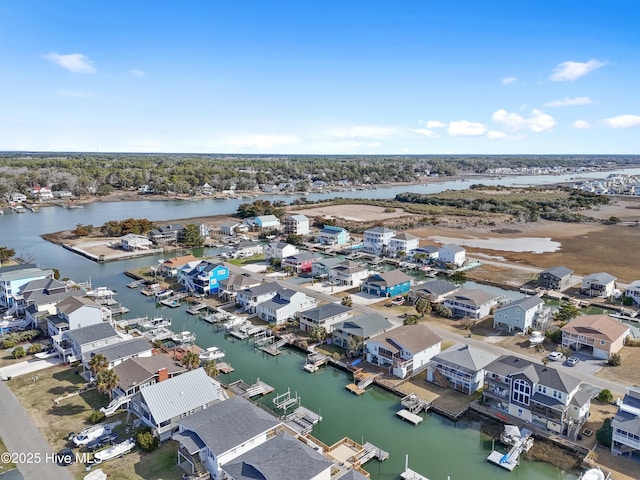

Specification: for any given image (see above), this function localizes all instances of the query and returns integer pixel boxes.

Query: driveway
[0,357,64,380]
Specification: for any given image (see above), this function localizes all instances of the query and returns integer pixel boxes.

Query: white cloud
[603,115,640,128]
[549,59,605,82]
[43,52,96,73]
[492,108,556,132]
[413,128,438,138]
[501,76,518,85]
[56,89,99,99]
[487,130,507,139]
[544,96,592,107]
[448,120,488,137]
[328,125,400,139]
[426,120,446,128]
[572,120,591,129]
[227,134,299,150]
[129,69,145,77]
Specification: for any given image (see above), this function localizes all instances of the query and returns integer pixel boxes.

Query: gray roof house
[581,272,617,298]
[218,273,261,301]
[442,289,499,319]
[83,338,153,370]
[130,367,227,440]
[493,296,551,333]
[236,282,282,313]
[112,355,187,398]
[408,279,460,304]
[611,387,640,456]
[427,344,498,394]
[298,303,353,333]
[332,313,393,356]
[53,322,120,363]
[537,266,574,291]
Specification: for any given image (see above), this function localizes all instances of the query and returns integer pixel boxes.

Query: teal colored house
[317,225,349,246]
[361,269,413,297]
[180,261,229,295]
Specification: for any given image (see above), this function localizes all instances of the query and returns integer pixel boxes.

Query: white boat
[172,330,196,344]
[85,286,116,298]
[528,331,545,346]
[154,289,173,299]
[579,467,605,480]
[141,317,171,330]
[199,346,225,361]
[92,438,135,464]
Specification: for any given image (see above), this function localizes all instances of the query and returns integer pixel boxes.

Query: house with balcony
[581,272,617,298]
[0,264,54,311]
[52,322,121,363]
[236,283,281,313]
[407,280,460,304]
[47,295,111,337]
[120,233,153,251]
[316,225,349,246]
[283,214,310,235]
[83,338,153,371]
[256,288,317,325]
[441,289,500,320]
[362,226,396,256]
[159,254,199,278]
[612,387,640,457]
[427,344,498,395]
[233,240,263,258]
[6,192,27,203]
[219,221,248,236]
[493,296,552,333]
[388,233,420,258]
[218,273,261,301]
[438,244,466,267]
[281,251,322,273]
[30,186,53,200]
[624,280,640,306]
[179,261,229,295]
[537,266,574,291]
[413,245,439,262]
[149,224,183,245]
[360,269,413,298]
[129,367,227,441]
[366,324,442,379]
[253,215,281,230]
[561,314,630,360]
[298,303,353,333]
[329,260,369,287]
[264,241,299,261]
[332,313,393,355]
[483,355,593,437]
[311,257,343,279]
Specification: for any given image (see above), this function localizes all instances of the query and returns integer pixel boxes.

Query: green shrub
[135,427,158,451]
[597,389,613,404]
[2,339,17,349]
[12,346,26,358]
[88,409,106,424]
[608,353,622,366]
[596,418,613,448]
[27,344,42,355]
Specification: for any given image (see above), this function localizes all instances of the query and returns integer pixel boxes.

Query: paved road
[0,381,74,480]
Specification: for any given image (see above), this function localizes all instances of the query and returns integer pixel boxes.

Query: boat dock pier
[216,362,234,374]
[346,368,378,395]
[355,442,390,464]
[253,330,274,346]
[186,303,209,315]
[160,292,188,308]
[284,406,323,435]
[487,428,534,471]
[127,279,146,288]
[228,378,274,398]
[303,352,329,373]
[259,334,293,356]
[396,394,430,425]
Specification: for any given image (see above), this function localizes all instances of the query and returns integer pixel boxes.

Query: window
[600,340,606,345]
[512,379,531,406]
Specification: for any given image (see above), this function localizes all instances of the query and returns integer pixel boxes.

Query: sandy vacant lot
[288,204,412,222]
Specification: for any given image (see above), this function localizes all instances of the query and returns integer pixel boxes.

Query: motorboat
[171,330,196,344]
[528,331,545,346]
[141,317,171,330]
[85,286,116,298]
[199,346,225,361]
[92,438,135,464]
[578,467,605,480]
[154,289,173,299]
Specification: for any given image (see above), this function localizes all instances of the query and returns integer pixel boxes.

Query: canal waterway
[5,170,634,479]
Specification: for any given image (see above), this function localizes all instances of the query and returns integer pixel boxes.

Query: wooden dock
[186,303,209,315]
[346,368,378,394]
[260,336,289,356]
[127,279,146,288]
[228,378,274,398]
[303,352,329,373]
[396,409,423,425]
[216,362,234,374]
[400,468,430,479]
[355,442,389,464]
[346,383,366,395]
[160,292,188,307]
[487,428,533,471]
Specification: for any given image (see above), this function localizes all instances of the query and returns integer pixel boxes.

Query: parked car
[55,447,75,466]
[86,433,117,451]
[548,351,563,362]
[565,356,580,367]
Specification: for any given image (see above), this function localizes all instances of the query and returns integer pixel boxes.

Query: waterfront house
[218,273,261,301]
[30,186,53,200]
[0,264,54,311]
[442,289,500,320]
[47,295,111,337]
[388,233,420,258]
[179,261,229,295]
[427,344,498,395]
[407,280,460,304]
[329,260,369,287]
[413,245,439,261]
[119,233,153,251]
[283,214,310,235]
[159,254,199,278]
[493,296,552,333]
[581,272,617,298]
[282,251,323,273]
[317,225,349,246]
[53,322,120,363]
[366,324,442,379]
[438,244,466,267]
[6,192,27,203]
[173,395,282,478]
[233,240,264,258]
[483,355,593,437]
[624,280,640,306]
[298,303,353,333]
[311,257,343,279]
[236,283,281,313]
[15,277,68,317]
[256,288,317,325]
[611,387,640,456]
[362,226,396,255]
[332,313,393,355]
[264,241,299,261]
[84,338,153,371]
[129,367,227,441]
[149,224,183,245]
[537,266,574,291]
[360,269,413,298]
[561,314,630,360]
[253,215,281,230]
[219,221,247,236]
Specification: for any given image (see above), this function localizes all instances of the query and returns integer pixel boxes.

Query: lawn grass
[0,438,16,473]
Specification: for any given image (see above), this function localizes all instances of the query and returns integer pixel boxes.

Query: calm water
[3,170,627,479]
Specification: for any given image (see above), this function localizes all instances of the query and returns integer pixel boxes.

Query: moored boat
[528,331,545,346]
[171,330,196,344]
[199,346,225,361]
[141,317,171,330]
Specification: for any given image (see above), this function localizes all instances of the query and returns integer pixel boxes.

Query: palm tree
[341,295,353,307]
[415,297,432,318]
[181,351,200,371]
[203,360,219,378]
[88,353,109,378]
[309,325,327,344]
[96,369,119,399]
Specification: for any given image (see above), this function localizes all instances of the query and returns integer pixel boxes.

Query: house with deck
[219,221,248,236]
[236,283,281,313]
[624,280,640,306]
[493,296,552,333]
[47,295,111,337]
[0,264,55,311]
[561,314,630,360]
[298,303,353,333]
[611,387,640,457]
[129,367,227,441]
[329,260,369,287]
[179,261,229,295]
[427,344,498,394]
[388,233,420,258]
[413,245,439,261]
[264,241,299,260]
[537,266,574,291]
[362,226,396,256]
[438,244,466,267]
[311,257,343,279]
[442,289,499,320]
[120,233,153,251]
[83,338,153,371]
[16,277,68,316]
[283,214,310,235]
[52,322,121,363]
[581,272,617,298]
[366,324,442,379]
[332,313,393,355]
[253,215,281,230]
[316,225,349,246]
[159,254,199,278]
[149,224,183,245]
[256,288,317,325]
[407,280,460,304]
[483,355,593,437]
[281,251,322,273]
[233,240,263,258]
[218,273,261,301]
[360,269,413,298]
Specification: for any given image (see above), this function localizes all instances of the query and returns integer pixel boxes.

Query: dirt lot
[288,204,412,222]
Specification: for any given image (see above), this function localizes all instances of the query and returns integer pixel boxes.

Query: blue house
[317,225,349,246]
[180,261,229,295]
[361,269,413,297]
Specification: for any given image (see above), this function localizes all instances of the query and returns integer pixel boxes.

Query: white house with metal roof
[129,367,227,441]
[427,344,498,394]
[624,280,640,306]
[256,288,317,325]
[283,214,310,235]
[581,272,617,298]
[362,226,396,255]
[442,289,500,319]
[493,296,552,333]
[298,303,353,333]
[387,232,420,258]
[438,244,466,267]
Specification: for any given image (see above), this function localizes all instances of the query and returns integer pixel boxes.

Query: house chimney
[157,367,169,382]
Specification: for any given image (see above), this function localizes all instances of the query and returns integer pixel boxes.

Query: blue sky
[1,1,639,154]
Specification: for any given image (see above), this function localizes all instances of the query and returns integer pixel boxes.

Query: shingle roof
[583,272,617,284]
[368,324,442,354]
[392,233,419,241]
[444,289,497,306]
[365,226,395,234]
[365,269,412,287]
[177,395,281,454]
[139,368,225,425]
[114,355,186,391]
[300,304,352,322]
[414,280,459,297]
[440,243,465,253]
[87,338,152,363]
[19,277,66,293]
[612,390,640,436]
[222,432,332,480]
[239,282,281,297]
[485,355,581,394]
[66,323,118,346]
[539,266,574,278]
[335,313,393,338]
[285,252,321,263]
[57,295,101,315]
[431,343,498,374]
[561,314,630,343]
[496,296,544,313]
